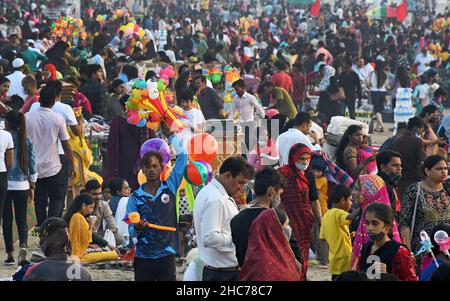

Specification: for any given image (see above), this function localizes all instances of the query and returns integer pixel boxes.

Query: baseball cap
[12,58,24,68]
[27,39,35,45]
[35,217,68,237]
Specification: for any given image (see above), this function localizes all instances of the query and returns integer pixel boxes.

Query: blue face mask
[295,162,309,171]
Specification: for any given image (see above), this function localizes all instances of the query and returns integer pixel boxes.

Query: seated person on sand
[64,194,120,264]
[84,179,126,247]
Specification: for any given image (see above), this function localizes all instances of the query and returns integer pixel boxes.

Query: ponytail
[18,112,29,175]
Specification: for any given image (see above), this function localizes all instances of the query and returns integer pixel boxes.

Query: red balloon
[184,162,208,186]
[187,133,218,163]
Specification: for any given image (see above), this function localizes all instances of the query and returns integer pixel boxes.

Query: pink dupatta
[351,174,401,270]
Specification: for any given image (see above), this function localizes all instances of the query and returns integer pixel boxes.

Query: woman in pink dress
[351,174,401,270]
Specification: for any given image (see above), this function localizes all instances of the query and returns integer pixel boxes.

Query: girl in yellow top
[64,194,119,263]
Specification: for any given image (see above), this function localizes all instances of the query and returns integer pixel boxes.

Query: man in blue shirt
[127,124,188,281]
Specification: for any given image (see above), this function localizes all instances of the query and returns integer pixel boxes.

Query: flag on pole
[396,0,408,22]
[310,0,320,17]
[367,1,407,22]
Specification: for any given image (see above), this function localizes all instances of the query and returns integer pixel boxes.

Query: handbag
[329,87,346,101]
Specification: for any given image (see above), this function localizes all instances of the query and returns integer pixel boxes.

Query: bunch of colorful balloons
[433,17,450,33]
[96,15,108,25]
[125,74,185,132]
[428,43,443,56]
[202,66,223,84]
[137,135,218,188]
[224,65,240,90]
[51,16,85,43]
[113,8,129,20]
[118,22,145,40]
[184,133,218,186]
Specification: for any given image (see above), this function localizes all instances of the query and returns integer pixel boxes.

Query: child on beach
[358,135,377,174]
[320,185,362,280]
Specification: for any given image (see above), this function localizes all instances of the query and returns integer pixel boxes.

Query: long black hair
[63,193,94,224]
[335,125,362,169]
[374,60,387,89]
[5,110,28,174]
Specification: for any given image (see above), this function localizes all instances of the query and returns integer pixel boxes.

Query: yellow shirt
[319,208,352,275]
[68,213,92,260]
[315,176,329,216]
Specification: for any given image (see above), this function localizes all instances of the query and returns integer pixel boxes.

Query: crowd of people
[0,0,449,282]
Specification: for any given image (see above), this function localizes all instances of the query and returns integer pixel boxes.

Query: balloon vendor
[126,122,188,281]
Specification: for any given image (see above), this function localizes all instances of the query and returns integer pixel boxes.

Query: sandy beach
[0,126,393,281]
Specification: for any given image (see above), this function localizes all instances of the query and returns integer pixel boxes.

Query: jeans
[134,254,176,281]
[202,266,240,281]
[2,190,28,253]
[0,172,7,226]
[34,165,68,227]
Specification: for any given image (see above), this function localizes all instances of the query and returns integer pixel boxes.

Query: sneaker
[30,252,45,263]
[4,257,15,266]
[18,248,27,265]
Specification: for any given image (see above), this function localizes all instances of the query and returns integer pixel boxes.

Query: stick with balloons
[51,16,86,44]
[434,230,450,260]
[118,22,146,41]
[137,133,218,193]
[125,66,186,132]
[416,230,440,267]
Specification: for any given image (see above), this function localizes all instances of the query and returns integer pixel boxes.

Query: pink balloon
[165,66,175,78]
[127,111,140,125]
[124,27,133,36]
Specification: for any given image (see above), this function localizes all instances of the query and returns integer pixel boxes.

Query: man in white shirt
[29,80,80,217]
[276,112,321,166]
[25,84,75,226]
[193,157,255,281]
[6,58,26,99]
[414,47,434,75]
[229,79,264,155]
[228,80,264,123]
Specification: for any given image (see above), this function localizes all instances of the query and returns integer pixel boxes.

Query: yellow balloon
[178,178,187,191]
[137,169,146,185]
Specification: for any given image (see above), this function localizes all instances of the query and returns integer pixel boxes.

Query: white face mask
[283,226,292,241]
[271,196,281,209]
[295,162,309,171]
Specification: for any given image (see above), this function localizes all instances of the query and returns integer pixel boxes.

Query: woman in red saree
[279,143,317,281]
[239,209,302,281]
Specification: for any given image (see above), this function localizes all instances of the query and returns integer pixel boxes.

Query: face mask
[295,162,309,171]
[283,226,292,241]
[258,140,266,146]
[368,231,385,242]
[271,196,281,209]
[388,172,401,184]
